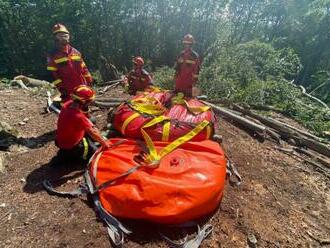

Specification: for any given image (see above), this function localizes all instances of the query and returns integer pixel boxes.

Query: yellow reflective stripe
[47,66,57,71]
[84,73,92,78]
[206,125,211,139]
[53,79,62,85]
[142,119,210,164]
[71,55,81,61]
[82,138,89,159]
[185,59,196,64]
[121,112,140,134]
[54,57,69,64]
[162,121,171,142]
[81,61,86,68]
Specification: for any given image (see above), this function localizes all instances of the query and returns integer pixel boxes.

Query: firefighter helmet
[71,85,95,103]
[52,23,70,34]
[133,56,144,66]
[183,34,195,44]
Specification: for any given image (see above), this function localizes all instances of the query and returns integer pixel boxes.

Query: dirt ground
[0,86,329,248]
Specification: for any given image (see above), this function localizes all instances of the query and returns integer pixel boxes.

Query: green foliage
[200,40,329,135]
[152,66,175,90]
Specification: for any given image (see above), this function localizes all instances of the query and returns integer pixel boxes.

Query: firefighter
[174,34,201,97]
[47,23,93,103]
[55,85,109,162]
[126,56,153,95]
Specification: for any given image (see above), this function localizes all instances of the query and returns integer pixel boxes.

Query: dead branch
[287,80,329,110]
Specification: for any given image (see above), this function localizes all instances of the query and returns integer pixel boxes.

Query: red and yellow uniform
[174,48,201,97]
[127,69,153,95]
[55,100,93,150]
[47,45,93,102]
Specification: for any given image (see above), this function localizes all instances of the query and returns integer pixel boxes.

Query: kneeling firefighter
[126,56,153,95]
[55,85,109,162]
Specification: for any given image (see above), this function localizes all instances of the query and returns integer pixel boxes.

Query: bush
[152,66,175,90]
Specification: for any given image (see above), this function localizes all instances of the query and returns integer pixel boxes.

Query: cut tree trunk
[232,104,330,158]
[203,101,267,134]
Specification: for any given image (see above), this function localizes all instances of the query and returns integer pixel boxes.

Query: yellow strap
[142,120,210,163]
[47,66,57,71]
[142,115,169,128]
[162,121,171,142]
[82,137,89,160]
[129,97,165,116]
[53,79,62,85]
[54,57,69,64]
[171,93,210,114]
[121,112,140,134]
[184,100,210,114]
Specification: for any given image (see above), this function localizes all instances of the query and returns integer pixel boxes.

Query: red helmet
[133,56,144,66]
[183,34,195,44]
[52,23,70,34]
[71,85,95,104]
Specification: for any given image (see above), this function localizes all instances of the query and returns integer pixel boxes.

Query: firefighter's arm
[81,58,93,85]
[86,126,110,150]
[46,59,62,89]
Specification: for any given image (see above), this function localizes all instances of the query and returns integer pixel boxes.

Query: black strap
[42,180,88,197]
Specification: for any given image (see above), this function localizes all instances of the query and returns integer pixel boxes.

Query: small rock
[247,233,258,248]
[23,118,29,122]
[0,203,6,208]
[20,178,26,183]
[82,229,86,234]
[18,121,26,126]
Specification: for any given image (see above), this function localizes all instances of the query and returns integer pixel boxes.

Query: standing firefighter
[47,24,93,103]
[55,85,109,162]
[174,34,201,97]
[126,56,153,95]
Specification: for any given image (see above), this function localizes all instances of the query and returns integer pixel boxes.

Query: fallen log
[232,104,330,157]
[203,101,267,134]
[99,78,124,86]
[93,101,121,108]
[10,80,30,90]
[14,75,50,87]
[275,146,330,178]
[95,97,128,102]
[273,119,328,144]
[294,147,330,169]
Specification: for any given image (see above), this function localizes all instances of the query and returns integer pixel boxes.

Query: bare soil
[0,87,329,248]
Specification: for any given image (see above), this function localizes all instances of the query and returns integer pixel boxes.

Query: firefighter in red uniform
[174,34,201,97]
[47,24,93,103]
[55,85,109,162]
[126,56,153,95]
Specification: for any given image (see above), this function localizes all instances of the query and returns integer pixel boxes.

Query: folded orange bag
[89,138,227,224]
